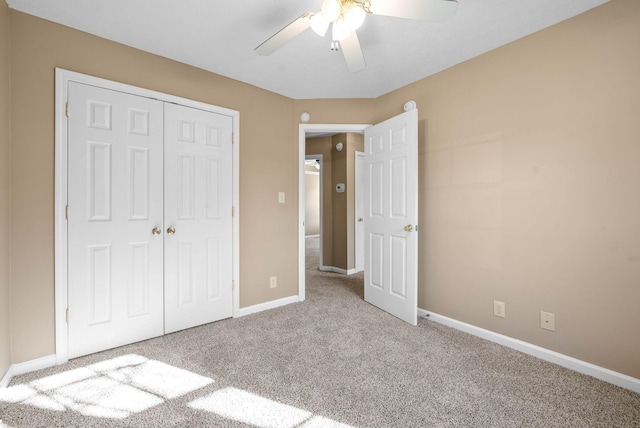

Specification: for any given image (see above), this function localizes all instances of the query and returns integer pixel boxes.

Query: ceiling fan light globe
[310,13,330,37]
[332,17,351,41]
[344,3,366,30]
[321,0,342,22]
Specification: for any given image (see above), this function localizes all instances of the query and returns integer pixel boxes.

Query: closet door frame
[54,68,240,365]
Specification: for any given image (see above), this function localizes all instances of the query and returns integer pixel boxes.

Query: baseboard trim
[235,295,299,318]
[0,354,57,388]
[319,266,358,275]
[418,309,640,394]
[320,266,346,274]
[13,354,57,377]
[0,365,14,388]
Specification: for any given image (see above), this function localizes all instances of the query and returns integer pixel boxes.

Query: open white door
[364,109,418,325]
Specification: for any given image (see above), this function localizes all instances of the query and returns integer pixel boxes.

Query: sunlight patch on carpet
[0,354,214,419]
[188,387,353,428]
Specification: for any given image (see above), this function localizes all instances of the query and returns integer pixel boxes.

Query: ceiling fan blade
[369,0,458,22]
[340,29,366,73]
[255,14,311,56]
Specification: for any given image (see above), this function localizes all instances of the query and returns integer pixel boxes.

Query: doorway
[297,124,369,301]
[304,154,323,269]
[298,109,419,325]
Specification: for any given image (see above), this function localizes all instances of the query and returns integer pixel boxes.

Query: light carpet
[1,237,639,427]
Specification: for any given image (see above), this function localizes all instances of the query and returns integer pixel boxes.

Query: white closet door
[164,103,234,333]
[67,82,165,358]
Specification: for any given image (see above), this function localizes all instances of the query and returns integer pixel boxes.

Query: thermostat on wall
[336,183,345,193]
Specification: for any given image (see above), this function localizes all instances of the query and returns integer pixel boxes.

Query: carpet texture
[1,237,639,427]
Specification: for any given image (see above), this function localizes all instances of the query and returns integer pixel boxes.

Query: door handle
[167,226,176,235]
[358,217,364,222]
[404,224,413,232]
[152,227,161,236]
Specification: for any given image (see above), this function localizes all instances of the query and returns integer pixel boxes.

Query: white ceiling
[6,0,609,99]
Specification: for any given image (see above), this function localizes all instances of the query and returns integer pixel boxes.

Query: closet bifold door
[67,82,165,358]
[163,103,234,334]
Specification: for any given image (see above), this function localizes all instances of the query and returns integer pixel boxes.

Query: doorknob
[167,226,176,235]
[404,224,413,232]
[358,217,364,222]
[151,227,161,236]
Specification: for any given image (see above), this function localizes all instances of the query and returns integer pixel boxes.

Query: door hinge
[232,206,235,217]
[232,133,235,144]
[66,102,70,117]
[65,205,69,220]
[232,280,236,290]
[65,308,69,323]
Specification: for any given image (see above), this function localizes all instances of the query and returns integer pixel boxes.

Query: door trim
[55,68,240,364]
[354,150,365,273]
[305,154,323,269]
[297,124,369,301]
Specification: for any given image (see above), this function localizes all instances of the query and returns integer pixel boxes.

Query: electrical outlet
[278,192,285,204]
[270,276,277,288]
[493,300,505,318]
[540,311,555,331]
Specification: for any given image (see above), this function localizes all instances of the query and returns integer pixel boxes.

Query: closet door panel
[67,82,164,358]
[164,103,234,333]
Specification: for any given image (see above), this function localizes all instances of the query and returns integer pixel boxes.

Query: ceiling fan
[255,0,458,73]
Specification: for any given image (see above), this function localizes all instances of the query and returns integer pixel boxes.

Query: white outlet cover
[493,300,505,318]
[540,311,555,331]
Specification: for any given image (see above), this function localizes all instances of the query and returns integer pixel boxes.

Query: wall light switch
[278,192,285,204]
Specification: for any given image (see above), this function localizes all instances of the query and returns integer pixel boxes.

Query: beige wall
[9,11,299,363]
[306,134,363,271]
[333,133,364,271]
[0,0,12,378]
[306,137,334,266]
[331,134,348,270]
[378,0,640,378]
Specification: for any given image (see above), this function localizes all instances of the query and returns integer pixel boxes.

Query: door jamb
[55,68,240,365]
[298,124,369,301]
[304,154,323,268]
[354,151,365,273]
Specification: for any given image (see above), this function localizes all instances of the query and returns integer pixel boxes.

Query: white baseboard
[319,266,358,275]
[0,354,57,388]
[12,354,57,377]
[235,295,299,318]
[0,365,13,388]
[418,309,640,394]
[320,266,346,274]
